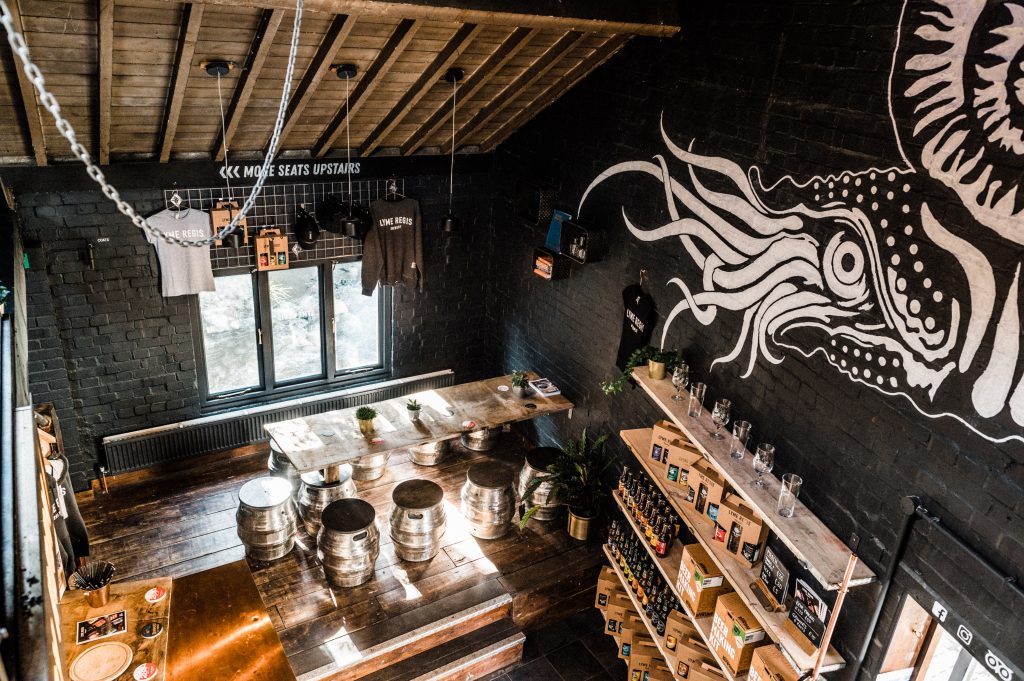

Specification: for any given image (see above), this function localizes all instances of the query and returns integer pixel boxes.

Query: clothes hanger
[385,177,406,202]
[167,183,190,221]
[639,268,647,289]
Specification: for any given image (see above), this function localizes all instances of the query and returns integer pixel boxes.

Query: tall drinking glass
[730,420,751,460]
[753,443,775,488]
[671,364,690,402]
[777,473,802,517]
[687,382,707,418]
[710,399,731,439]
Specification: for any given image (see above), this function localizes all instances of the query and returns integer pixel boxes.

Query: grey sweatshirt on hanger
[362,197,424,295]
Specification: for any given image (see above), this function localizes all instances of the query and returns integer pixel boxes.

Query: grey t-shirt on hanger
[146,208,217,297]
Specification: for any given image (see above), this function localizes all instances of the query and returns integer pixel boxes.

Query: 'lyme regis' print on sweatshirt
[362,197,424,295]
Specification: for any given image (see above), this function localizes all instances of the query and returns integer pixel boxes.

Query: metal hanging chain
[448,76,457,213]
[0,0,304,247]
[216,70,231,193]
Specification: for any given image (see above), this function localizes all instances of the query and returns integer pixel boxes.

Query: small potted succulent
[601,346,682,395]
[511,370,530,398]
[355,406,377,435]
[407,398,422,422]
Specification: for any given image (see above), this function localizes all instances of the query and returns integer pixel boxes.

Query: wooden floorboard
[77,434,597,676]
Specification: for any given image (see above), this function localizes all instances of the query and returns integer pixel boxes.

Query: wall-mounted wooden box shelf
[532,247,569,280]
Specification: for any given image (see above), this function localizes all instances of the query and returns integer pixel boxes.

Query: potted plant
[519,429,613,541]
[406,398,422,422]
[601,346,682,395]
[355,406,377,435]
[511,370,530,398]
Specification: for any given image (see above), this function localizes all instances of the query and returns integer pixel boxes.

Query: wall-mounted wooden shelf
[629,369,876,590]
[620,428,846,674]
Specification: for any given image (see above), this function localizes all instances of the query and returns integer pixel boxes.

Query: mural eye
[823,233,868,305]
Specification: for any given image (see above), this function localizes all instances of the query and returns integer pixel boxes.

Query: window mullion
[256,272,275,392]
[323,263,337,378]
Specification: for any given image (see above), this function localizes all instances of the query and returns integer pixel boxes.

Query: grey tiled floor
[489,609,627,681]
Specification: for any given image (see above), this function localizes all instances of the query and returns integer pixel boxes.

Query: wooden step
[295,580,513,681]
[355,618,525,681]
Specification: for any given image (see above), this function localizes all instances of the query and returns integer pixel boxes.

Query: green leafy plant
[519,429,613,530]
[600,346,682,395]
[355,406,377,421]
[510,370,529,388]
[406,399,421,410]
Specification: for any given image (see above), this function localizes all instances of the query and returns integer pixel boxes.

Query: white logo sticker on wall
[957,625,974,646]
[986,651,1013,681]
[931,601,948,622]
[580,0,1024,444]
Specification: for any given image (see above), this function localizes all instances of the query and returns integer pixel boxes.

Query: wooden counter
[264,372,574,474]
[167,560,294,681]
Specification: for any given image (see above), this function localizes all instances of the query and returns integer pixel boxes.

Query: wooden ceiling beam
[311,18,420,159]
[157,3,204,163]
[5,0,47,166]
[268,13,356,155]
[97,0,114,165]
[145,0,680,37]
[400,26,534,156]
[445,29,585,154]
[359,22,482,157]
[213,9,284,161]
[481,33,630,152]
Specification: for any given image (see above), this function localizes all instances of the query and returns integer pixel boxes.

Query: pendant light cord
[345,74,352,202]
[216,71,231,193]
[448,76,457,213]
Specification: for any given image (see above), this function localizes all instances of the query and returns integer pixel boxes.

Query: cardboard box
[620,615,654,660]
[673,657,727,681]
[660,429,703,493]
[649,421,690,476]
[708,592,768,675]
[211,200,249,246]
[748,645,801,681]
[255,228,289,270]
[626,638,661,672]
[604,592,636,636]
[689,460,728,525]
[676,543,731,617]
[714,493,770,568]
[596,565,623,609]
[669,636,722,681]
[664,609,700,652]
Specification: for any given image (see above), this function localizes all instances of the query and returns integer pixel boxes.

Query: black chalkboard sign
[757,546,790,608]
[789,578,828,648]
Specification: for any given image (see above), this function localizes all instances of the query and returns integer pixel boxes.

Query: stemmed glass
[710,399,731,439]
[753,443,775,488]
[671,364,690,401]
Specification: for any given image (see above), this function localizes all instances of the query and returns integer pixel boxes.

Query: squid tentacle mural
[579,0,1024,444]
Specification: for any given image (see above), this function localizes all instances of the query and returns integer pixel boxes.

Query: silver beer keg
[296,466,357,537]
[390,480,446,562]
[460,463,516,539]
[460,427,501,452]
[351,451,390,481]
[236,476,298,562]
[409,439,451,466]
[267,439,300,497]
[518,446,561,522]
[318,498,379,588]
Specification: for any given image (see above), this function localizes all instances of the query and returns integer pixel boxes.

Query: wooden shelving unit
[600,545,688,681]
[609,494,739,681]
[629,369,875,591]
[620,427,846,674]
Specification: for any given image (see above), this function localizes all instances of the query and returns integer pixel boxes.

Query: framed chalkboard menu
[757,546,790,609]
[788,578,829,648]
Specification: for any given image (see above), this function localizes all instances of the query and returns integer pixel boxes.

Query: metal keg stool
[461,463,516,539]
[461,427,501,452]
[390,480,446,562]
[517,446,561,522]
[318,498,379,587]
[351,451,390,481]
[410,439,452,466]
[297,466,357,537]
[267,439,300,497]
[236,477,298,562]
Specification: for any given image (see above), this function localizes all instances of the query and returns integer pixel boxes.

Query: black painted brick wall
[17,172,494,491]
[489,1,1023,676]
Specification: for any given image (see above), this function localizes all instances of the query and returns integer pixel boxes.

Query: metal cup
[84,583,111,608]
[777,473,802,518]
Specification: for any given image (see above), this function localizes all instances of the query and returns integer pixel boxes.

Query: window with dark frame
[193,259,390,407]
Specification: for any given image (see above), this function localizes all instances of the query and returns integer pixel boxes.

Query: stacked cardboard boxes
[676,544,731,617]
[708,592,768,675]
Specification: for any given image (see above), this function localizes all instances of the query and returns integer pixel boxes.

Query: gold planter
[357,418,375,436]
[567,509,596,541]
[648,360,667,380]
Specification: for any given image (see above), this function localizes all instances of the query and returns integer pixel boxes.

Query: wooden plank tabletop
[630,370,875,590]
[265,373,574,473]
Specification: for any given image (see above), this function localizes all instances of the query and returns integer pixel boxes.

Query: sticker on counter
[462,420,476,429]
[497,384,509,392]
[143,587,166,603]
[76,610,127,644]
[140,621,164,639]
[133,662,159,681]
[318,429,335,438]
[370,437,384,444]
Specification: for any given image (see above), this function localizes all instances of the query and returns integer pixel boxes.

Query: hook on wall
[639,268,647,287]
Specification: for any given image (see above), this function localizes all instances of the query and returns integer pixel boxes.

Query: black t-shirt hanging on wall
[616,284,656,369]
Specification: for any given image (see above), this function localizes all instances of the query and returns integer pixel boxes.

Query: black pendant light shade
[441,68,463,233]
[441,213,459,233]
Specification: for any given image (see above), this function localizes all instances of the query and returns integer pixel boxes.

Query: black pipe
[852,495,921,681]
